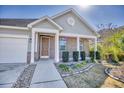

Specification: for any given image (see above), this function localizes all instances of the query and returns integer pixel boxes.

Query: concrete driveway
[0,63,26,88]
[30,60,67,88]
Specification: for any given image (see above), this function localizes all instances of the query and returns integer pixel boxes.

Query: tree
[97,23,124,62]
[103,31,124,61]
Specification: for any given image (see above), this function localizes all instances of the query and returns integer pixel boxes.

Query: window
[80,41,84,51]
[59,37,67,50]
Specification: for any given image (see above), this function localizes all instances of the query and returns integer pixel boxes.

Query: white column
[94,37,97,59]
[77,36,80,60]
[35,33,38,52]
[55,32,59,62]
[31,31,35,63]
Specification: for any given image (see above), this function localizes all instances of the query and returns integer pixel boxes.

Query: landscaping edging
[105,68,124,83]
[12,64,36,88]
[61,63,96,77]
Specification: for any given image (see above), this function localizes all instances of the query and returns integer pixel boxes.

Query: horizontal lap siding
[80,38,90,57]
[67,37,77,58]
[0,28,29,63]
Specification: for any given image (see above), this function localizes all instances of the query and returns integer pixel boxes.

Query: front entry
[40,36,50,58]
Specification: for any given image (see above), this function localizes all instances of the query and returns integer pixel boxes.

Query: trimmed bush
[90,51,95,59]
[90,51,101,60]
[96,51,101,60]
[62,51,69,62]
[73,51,79,61]
[80,51,85,60]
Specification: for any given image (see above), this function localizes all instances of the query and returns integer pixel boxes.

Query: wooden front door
[40,36,50,58]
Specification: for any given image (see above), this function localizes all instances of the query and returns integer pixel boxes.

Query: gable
[52,10,97,36]
[28,17,63,31]
[32,19,58,30]
[32,19,61,30]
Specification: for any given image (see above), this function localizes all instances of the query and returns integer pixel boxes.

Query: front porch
[30,28,97,63]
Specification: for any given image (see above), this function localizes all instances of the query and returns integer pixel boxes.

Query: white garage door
[0,37,28,63]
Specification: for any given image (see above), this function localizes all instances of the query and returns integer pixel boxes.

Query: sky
[0,5,124,30]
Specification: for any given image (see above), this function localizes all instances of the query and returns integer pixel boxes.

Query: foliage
[80,51,85,60]
[99,30,124,62]
[96,51,101,60]
[62,51,69,62]
[73,51,79,61]
[89,51,95,62]
[75,63,83,68]
[117,53,124,61]
[81,61,87,65]
[59,64,70,72]
[75,61,87,68]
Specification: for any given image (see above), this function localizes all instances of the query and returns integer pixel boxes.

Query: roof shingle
[0,19,37,27]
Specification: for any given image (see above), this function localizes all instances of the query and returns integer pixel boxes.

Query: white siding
[0,28,29,63]
[32,19,59,30]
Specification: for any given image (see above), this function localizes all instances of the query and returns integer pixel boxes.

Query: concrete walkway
[0,64,26,88]
[30,60,67,88]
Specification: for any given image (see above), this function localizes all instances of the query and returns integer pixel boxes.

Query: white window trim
[59,37,67,51]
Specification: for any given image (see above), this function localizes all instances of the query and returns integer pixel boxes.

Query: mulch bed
[55,62,95,77]
[63,64,107,88]
[12,64,36,88]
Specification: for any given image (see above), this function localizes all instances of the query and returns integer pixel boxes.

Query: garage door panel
[0,37,28,63]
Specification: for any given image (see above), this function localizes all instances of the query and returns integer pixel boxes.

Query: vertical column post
[35,32,38,52]
[31,31,35,63]
[55,32,59,62]
[77,36,80,60]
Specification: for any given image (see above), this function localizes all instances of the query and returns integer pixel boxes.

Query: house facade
[0,8,98,63]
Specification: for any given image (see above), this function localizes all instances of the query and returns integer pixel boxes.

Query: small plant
[73,51,79,61]
[75,63,83,68]
[59,64,70,72]
[81,61,87,65]
[80,51,85,60]
[75,61,87,68]
[62,51,69,62]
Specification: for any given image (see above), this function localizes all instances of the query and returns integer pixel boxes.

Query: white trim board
[28,16,63,31]
[32,28,59,34]
[0,25,29,30]
[0,34,29,39]
[59,33,97,39]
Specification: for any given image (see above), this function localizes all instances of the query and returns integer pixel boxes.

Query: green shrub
[90,51,95,61]
[81,61,87,65]
[90,51,101,60]
[117,53,124,61]
[73,51,79,61]
[80,51,85,60]
[59,64,70,72]
[96,51,101,60]
[75,63,83,68]
[62,51,69,62]
[75,61,87,68]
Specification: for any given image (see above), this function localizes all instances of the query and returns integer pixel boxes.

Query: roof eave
[0,25,29,30]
